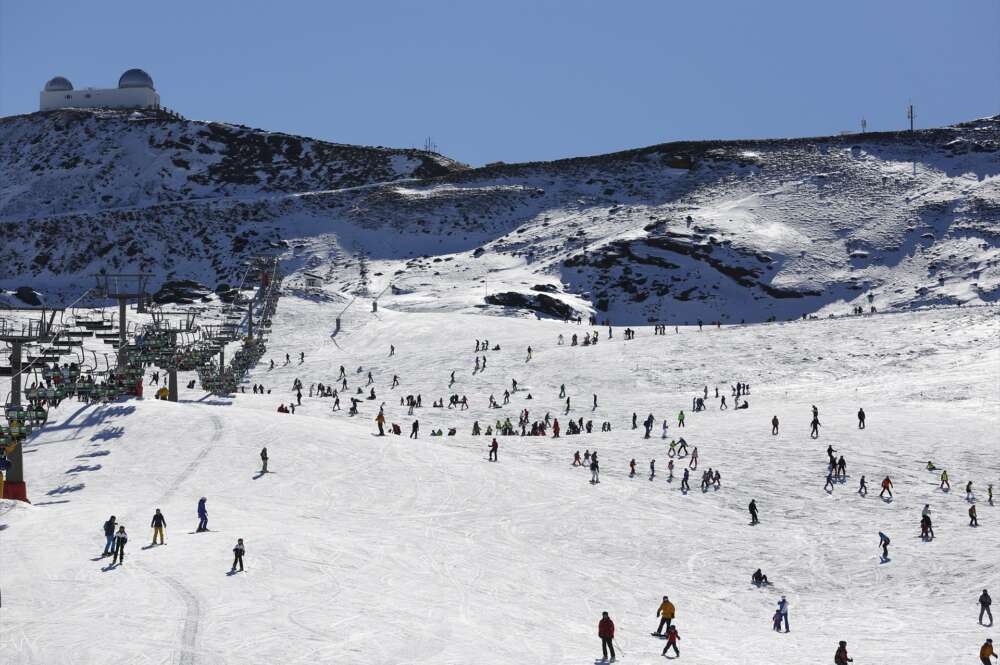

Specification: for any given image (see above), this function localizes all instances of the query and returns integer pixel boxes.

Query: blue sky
[1,0,997,165]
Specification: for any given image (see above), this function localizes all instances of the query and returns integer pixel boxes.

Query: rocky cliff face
[2,108,998,322]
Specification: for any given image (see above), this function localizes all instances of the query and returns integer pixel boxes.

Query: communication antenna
[860,118,867,134]
[907,103,915,132]
[423,136,438,153]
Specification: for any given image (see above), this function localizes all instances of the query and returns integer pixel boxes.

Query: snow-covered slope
[2,111,998,322]
[2,300,998,664]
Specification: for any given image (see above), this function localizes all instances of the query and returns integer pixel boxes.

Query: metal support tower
[94,273,151,370]
[1,314,56,502]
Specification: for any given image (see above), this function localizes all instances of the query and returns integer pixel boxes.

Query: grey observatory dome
[44,76,74,92]
[118,68,154,89]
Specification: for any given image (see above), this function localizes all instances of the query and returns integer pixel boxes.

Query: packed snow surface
[1,300,998,664]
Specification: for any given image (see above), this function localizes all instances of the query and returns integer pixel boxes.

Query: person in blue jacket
[197,497,208,532]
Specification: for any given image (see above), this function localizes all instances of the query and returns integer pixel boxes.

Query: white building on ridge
[39,69,160,112]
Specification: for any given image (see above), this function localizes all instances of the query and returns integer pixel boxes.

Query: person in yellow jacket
[981,638,997,664]
[940,470,950,490]
[653,595,675,635]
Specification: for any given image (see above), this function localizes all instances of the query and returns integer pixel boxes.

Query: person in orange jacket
[654,595,675,635]
[981,638,997,664]
[661,625,680,657]
[598,611,615,662]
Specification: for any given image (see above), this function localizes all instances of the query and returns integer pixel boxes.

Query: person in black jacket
[102,515,117,556]
[980,589,993,626]
[150,509,166,545]
[231,538,245,572]
[260,447,269,473]
[112,526,128,565]
[749,499,759,525]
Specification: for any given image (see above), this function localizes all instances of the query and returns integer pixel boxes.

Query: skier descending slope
[776,595,789,632]
[661,625,680,657]
[150,509,166,545]
[879,532,891,562]
[590,456,600,484]
[653,595,675,635]
[231,538,245,573]
[112,525,128,566]
[980,589,993,626]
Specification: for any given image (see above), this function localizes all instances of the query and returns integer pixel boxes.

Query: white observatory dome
[44,76,74,92]
[118,68,155,89]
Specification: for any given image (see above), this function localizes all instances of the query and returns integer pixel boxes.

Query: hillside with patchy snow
[1,110,998,322]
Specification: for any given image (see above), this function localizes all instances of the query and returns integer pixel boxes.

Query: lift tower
[1,312,56,501]
[94,273,151,370]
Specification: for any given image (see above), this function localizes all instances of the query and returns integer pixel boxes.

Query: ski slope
[1,299,998,664]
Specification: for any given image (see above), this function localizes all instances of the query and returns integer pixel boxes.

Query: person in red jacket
[598,611,616,662]
[552,419,560,438]
[835,640,853,664]
[661,625,680,657]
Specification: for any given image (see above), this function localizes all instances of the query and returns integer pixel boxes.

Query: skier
[667,458,674,481]
[197,497,208,532]
[941,470,950,490]
[598,612,616,662]
[776,596,789,632]
[677,410,685,427]
[967,480,976,502]
[112,525,128,565]
[880,476,893,499]
[980,589,993,626]
[752,569,769,586]
[681,468,690,492]
[771,415,779,435]
[824,470,835,492]
[661,625,680,657]
[590,457,600,484]
[488,438,498,462]
[231,538,245,572]
[102,515,117,556]
[375,412,385,436]
[410,420,419,439]
[970,504,979,527]
[879,531,890,561]
[835,640,854,665]
[573,451,582,466]
[689,447,698,469]
[858,475,868,496]
[525,346,532,362]
[654,595,675,635]
[649,459,656,479]
[629,459,636,478]
[150,508,166,545]
[749,499,759,525]
[388,344,395,357]
[810,415,821,439]
[260,447,269,473]
[857,408,866,429]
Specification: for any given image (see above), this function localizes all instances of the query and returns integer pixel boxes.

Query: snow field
[1,299,998,664]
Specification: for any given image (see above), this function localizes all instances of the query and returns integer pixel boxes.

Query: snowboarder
[835,640,854,665]
[879,531,890,561]
[112,525,128,565]
[941,470,950,490]
[102,515,117,556]
[771,415,779,435]
[880,476,893,499]
[590,457,600,484]
[858,475,868,496]
[488,438,498,462]
[150,508,166,545]
[231,538,245,572]
[857,408,866,429]
[980,589,993,626]
[749,499,759,525]
[598,612,616,662]
[197,497,208,532]
[260,447,269,473]
[654,595,675,635]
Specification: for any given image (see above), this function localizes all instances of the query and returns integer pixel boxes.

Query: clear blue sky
[2,0,997,165]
